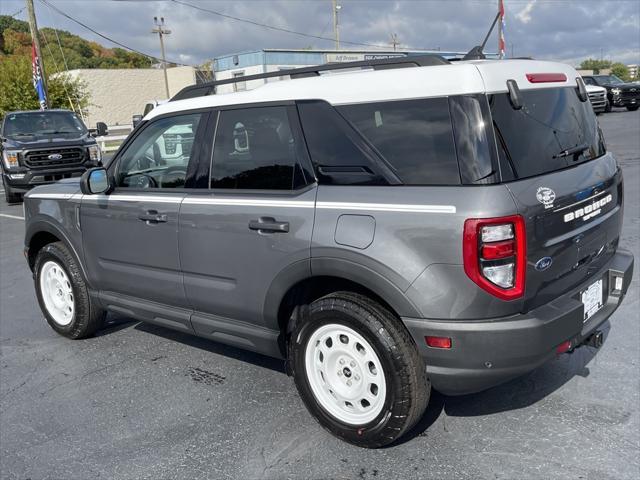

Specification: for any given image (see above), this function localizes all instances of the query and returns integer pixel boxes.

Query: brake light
[526,73,567,83]
[463,215,526,300]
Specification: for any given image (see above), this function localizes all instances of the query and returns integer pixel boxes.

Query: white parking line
[0,213,24,220]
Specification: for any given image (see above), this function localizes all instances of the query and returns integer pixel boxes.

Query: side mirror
[132,114,143,128]
[96,122,108,137]
[80,167,111,195]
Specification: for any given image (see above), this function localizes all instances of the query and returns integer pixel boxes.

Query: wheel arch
[25,220,88,283]
[265,258,422,357]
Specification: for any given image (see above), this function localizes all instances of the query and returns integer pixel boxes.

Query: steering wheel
[159,165,187,188]
[131,173,158,189]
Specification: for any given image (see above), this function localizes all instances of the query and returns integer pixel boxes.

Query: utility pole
[25,0,48,107]
[152,16,171,98]
[390,33,399,52]
[332,1,341,50]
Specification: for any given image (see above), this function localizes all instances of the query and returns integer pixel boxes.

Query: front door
[81,111,207,329]
[179,105,316,344]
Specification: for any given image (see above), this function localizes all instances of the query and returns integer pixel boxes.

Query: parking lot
[0,110,638,480]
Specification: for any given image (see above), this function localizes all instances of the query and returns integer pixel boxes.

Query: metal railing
[95,124,133,153]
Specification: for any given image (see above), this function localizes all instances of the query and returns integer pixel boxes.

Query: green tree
[579,59,612,73]
[610,63,631,82]
[0,55,89,118]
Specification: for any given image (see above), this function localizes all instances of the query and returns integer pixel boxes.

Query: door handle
[248,217,289,233]
[138,210,168,224]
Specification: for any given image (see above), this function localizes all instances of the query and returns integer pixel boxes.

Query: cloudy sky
[2,0,639,67]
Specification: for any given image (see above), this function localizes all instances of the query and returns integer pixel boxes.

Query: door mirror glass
[81,167,110,194]
[96,122,108,137]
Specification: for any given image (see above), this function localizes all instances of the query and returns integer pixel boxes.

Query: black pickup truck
[1,109,106,203]
[582,74,640,112]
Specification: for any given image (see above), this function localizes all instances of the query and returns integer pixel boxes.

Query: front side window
[338,98,460,185]
[210,106,307,190]
[116,113,202,189]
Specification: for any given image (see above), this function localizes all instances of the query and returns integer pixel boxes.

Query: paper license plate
[581,279,603,322]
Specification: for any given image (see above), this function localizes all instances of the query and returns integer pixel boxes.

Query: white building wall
[63,67,200,127]
[215,65,265,94]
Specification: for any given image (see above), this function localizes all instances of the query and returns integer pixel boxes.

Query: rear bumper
[403,249,634,395]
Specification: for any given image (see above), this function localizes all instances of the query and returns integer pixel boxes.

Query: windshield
[596,75,624,85]
[2,111,88,139]
[490,87,605,180]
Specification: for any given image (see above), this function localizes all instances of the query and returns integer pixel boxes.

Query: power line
[169,0,392,50]
[38,0,192,67]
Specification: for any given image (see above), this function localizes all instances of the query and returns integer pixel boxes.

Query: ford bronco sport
[1,109,106,204]
[23,55,634,447]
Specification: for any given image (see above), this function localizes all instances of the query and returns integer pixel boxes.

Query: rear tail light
[463,215,526,300]
[425,336,452,349]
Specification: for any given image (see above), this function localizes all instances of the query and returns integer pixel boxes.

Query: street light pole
[332,0,341,50]
[152,16,171,98]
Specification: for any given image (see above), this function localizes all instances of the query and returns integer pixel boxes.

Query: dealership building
[211,49,477,94]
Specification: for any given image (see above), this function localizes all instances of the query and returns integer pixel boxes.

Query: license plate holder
[581,279,603,322]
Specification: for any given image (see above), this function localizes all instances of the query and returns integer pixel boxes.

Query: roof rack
[171,54,450,101]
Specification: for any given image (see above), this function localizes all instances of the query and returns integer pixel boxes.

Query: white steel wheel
[39,260,75,326]
[304,323,387,425]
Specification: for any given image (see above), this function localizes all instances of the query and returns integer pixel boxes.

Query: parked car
[1,109,106,203]
[23,56,634,447]
[586,84,607,114]
[582,74,640,111]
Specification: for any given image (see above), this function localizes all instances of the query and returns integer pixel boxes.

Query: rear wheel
[34,241,105,339]
[626,105,639,111]
[289,292,429,448]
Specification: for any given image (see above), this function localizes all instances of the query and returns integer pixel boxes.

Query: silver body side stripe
[27,193,457,214]
[316,202,456,214]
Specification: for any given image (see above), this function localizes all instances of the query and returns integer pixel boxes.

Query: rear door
[490,87,622,311]
[179,104,316,342]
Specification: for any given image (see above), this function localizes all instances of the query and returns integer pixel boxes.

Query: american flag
[31,43,48,110]
[498,0,506,59]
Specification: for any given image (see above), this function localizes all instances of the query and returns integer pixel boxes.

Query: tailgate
[505,154,623,312]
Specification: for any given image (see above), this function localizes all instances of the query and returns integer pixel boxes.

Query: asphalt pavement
[1,109,639,480]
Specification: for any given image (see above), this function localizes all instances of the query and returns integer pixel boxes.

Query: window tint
[210,106,307,190]
[117,113,201,189]
[490,87,605,180]
[338,98,460,185]
[297,100,388,186]
[449,95,498,184]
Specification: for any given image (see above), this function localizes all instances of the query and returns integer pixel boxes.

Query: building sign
[325,52,407,63]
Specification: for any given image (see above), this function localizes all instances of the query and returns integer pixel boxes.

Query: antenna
[463,11,501,61]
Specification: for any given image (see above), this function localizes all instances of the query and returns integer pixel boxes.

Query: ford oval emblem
[535,257,553,271]
[48,153,63,160]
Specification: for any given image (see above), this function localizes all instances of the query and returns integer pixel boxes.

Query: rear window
[338,98,460,185]
[490,87,605,180]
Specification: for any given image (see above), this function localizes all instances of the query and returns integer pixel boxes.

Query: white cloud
[515,0,537,24]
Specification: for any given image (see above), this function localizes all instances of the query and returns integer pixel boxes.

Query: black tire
[626,105,639,111]
[289,291,429,448]
[2,179,22,204]
[34,241,105,339]
[605,100,612,113]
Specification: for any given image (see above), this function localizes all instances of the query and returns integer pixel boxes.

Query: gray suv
[23,56,634,447]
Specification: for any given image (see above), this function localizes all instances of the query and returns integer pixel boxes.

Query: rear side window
[490,87,605,180]
[210,106,308,190]
[297,100,388,186]
[338,98,460,185]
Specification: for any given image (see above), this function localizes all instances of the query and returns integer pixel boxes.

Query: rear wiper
[554,143,589,159]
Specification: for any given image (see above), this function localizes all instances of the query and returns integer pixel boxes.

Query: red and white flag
[498,0,506,58]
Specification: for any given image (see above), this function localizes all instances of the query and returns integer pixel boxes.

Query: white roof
[147,59,580,121]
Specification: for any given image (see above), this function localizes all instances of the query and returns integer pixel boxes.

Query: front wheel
[289,292,429,448]
[34,241,105,339]
[605,99,612,113]
[626,105,639,111]
[2,178,22,204]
